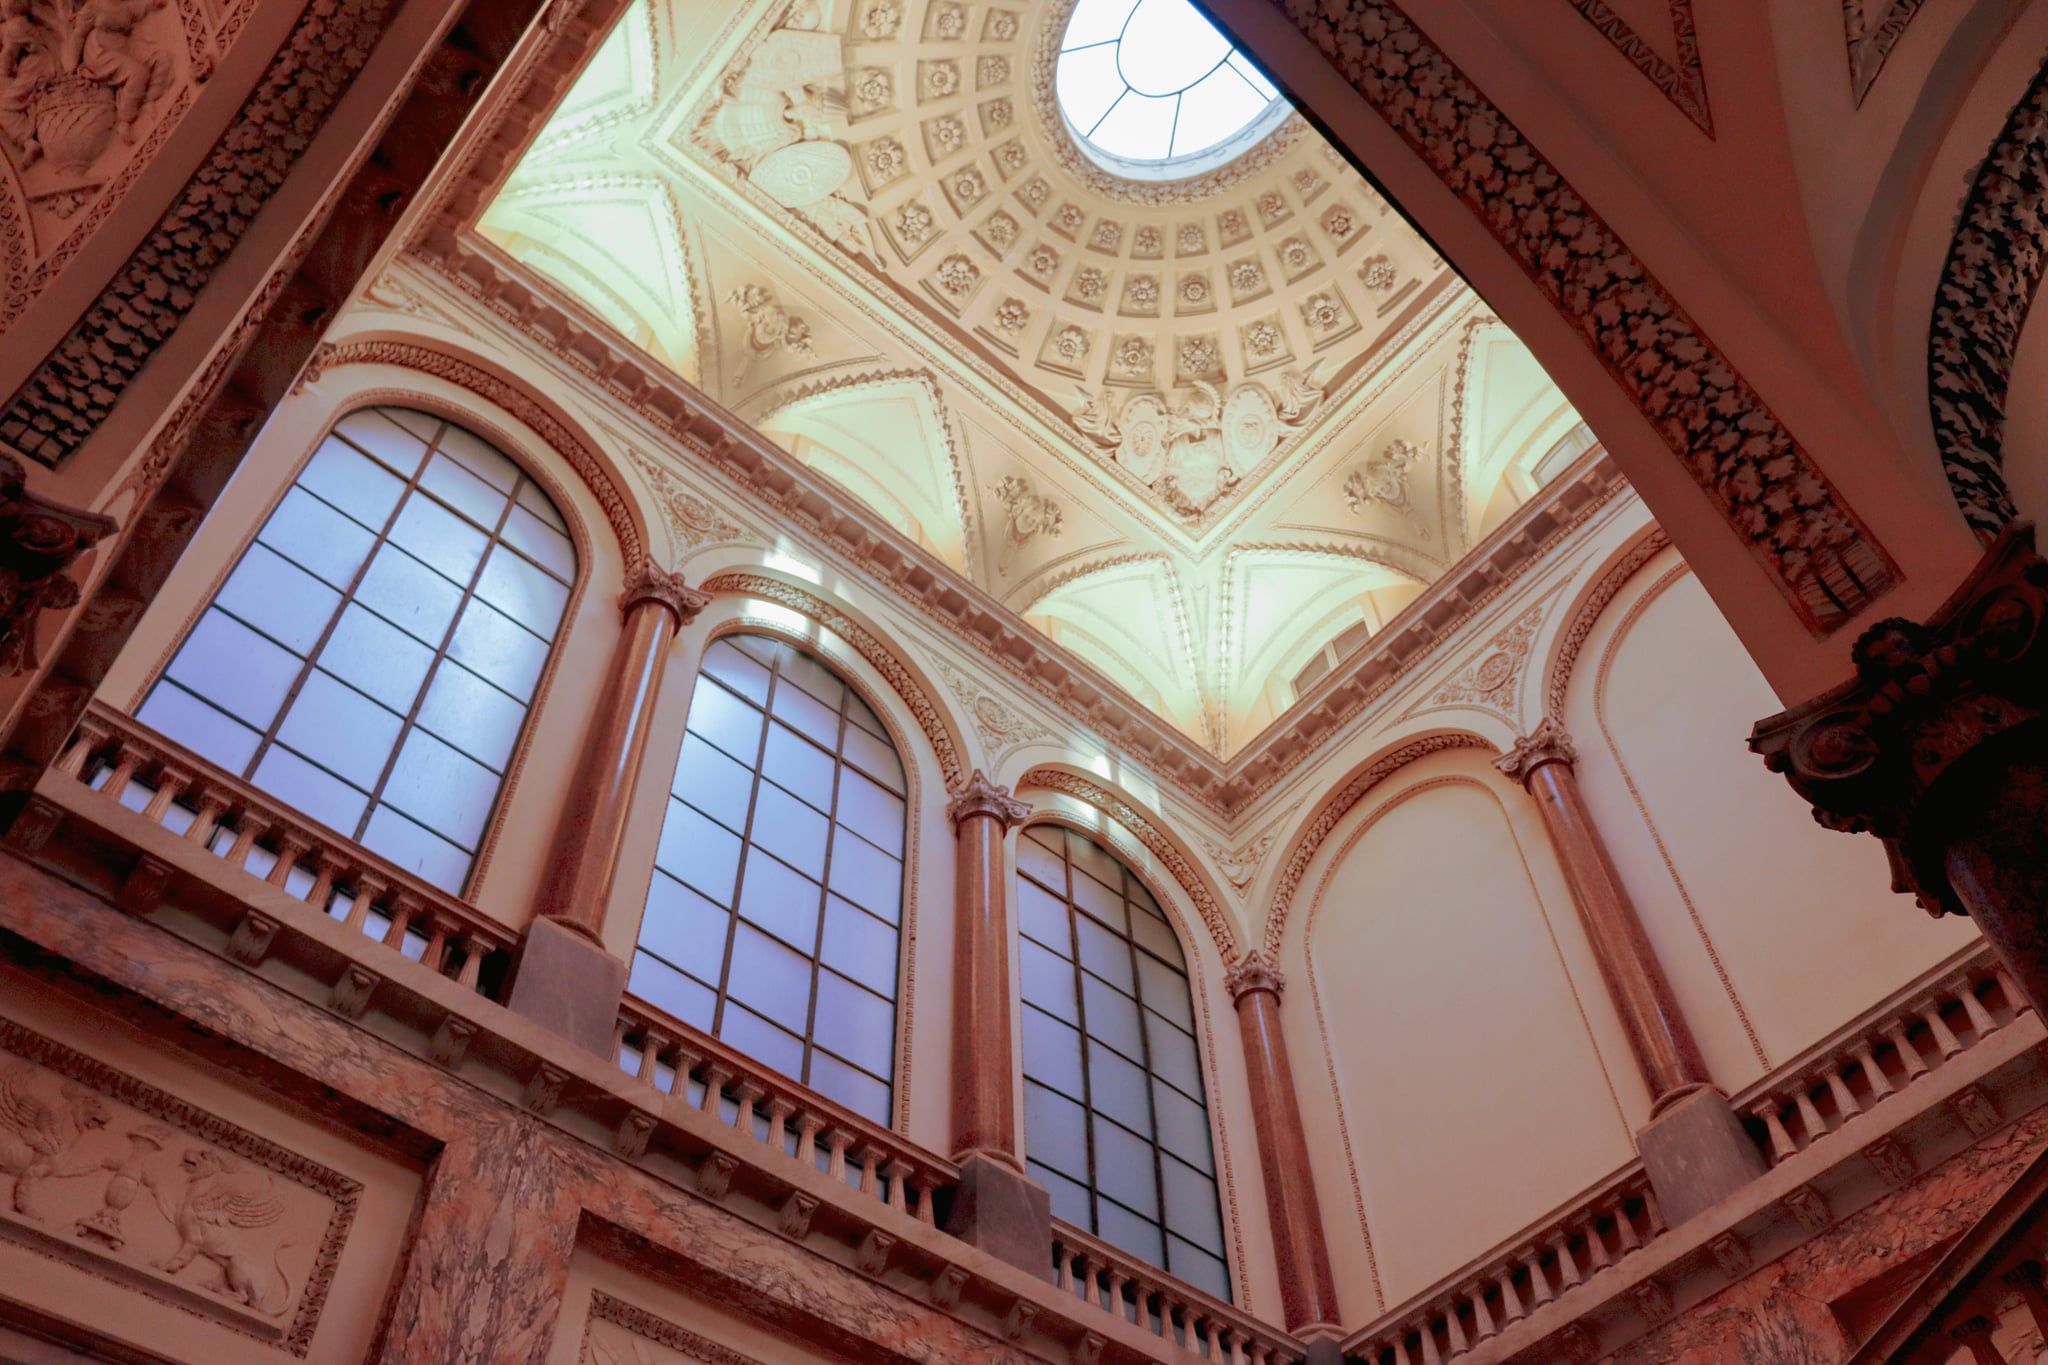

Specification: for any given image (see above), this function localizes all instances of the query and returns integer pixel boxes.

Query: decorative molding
[1259,732,1493,960]
[1018,766,1239,957]
[944,768,1029,828]
[625,447,748,554]
[298,341,646,572]
[990,474,1062,545]
[1568,0,1712,134]
[1927,50,2048,535]
[931,656,1052,767]
[700,570,965,787]
[0,1018,358,1355]
[1343,437,1426,536]
[1405,590,1553,725]
[620,562,709,627]
[1545,526,1674,714]
[1493,715,1578,786]
[0,452,116,675]
[0,0,398,466]
[581,1291,764,1364]
[1844,0,1930,105]
[1273,0,1897,633]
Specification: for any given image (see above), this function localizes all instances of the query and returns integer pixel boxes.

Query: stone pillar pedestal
[1498,720,1765,1222]
[1225,957,1342,1335]
[507,563,707,1055]
[940,770,1051,1274]
[1755,525,2048,1016]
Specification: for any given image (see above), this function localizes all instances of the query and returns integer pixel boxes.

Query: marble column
[1497,720,1766,1225]
[507,562,707,1056]
[1225,958,1343,1343]
[1755,525,2048,1015]
[940,770,1052,1275]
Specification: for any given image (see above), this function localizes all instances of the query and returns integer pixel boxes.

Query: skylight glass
[1055,0,1287,180]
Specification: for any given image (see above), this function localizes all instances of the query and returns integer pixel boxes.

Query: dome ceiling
[476,0,1586,756]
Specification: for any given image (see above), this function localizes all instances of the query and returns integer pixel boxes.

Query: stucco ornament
[699,0,869,252]
[0,0,178,175]
[1071,363,1329,520]
[991,474,1063,544]
[727,283,814,368]
[1344,437,1427,536]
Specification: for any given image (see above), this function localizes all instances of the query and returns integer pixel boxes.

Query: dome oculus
[1054,0,1288,180]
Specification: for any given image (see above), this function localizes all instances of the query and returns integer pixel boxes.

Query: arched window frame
[623,624,919,1129]
[1014,816,1234,1301]
[133,395,590,898]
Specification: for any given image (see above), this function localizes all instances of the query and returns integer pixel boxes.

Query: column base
[1302,1337,1347,1365]
[943,1153,1052,1277]
[1635,1085,1768,1227]
[504,916,628,1057]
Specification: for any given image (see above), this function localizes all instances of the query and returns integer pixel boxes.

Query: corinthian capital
[0,454,116,677]
[1493,716,1577,785]
[620,560,710,627]
[946,769,1029,829]
[1223,955,1284,1001]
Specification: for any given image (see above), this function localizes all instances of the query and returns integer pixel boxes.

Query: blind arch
[627,633,909,1126]
[1016,822,1231,1299]
[140,404,578,893]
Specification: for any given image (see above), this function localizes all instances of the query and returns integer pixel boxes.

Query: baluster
[1198,1317,1220,1359]
[382,892,418,950]
[1951,1316,2010,1365]
[140,766,189,822]
[1959,980,2000,1036]
[1882,1022,1930,1079]
[99,744,142,802]
[637,1030,669,1087]
[1919,1000,1965,1059]
[883,1159,908,1214]
[1642,1186,1668,1237]
[701,1063,732,1115]
[343,875,384,933]
[1417,1321,1443,1365]
[55,721,107,778]
[1444,1303,1470,1353]
[1584,1221,1614,1273]
[736,1082,765,1138]
[1997,967,2030,1016]
[184,790,228,846]
[1791,1088,1830,1144]
[1852,1043,1894,1100]
[1078,1255,1102,1312]
[1224,1328,1245,1365]
[224,812,264,871]
[795,1114,823,1168]
[1522,1252,1555,1307]
[1548,1231,1582,1289]
[1823,1065,1862,1120]
[1498,1265,1525,1322]
[1053,1244,1074,1294]
[825,1127,850,1181]
[266,832,309,889]
[2004,1261,2048,1340]
[611,1018,633,1072]
[1469,1285,1496,1339]
[766,1097,795,1153]
[455,933,486,990]
[1390,1331,1417,1365]
[306,854,342,911]
[418,916,453,973]
[1612,1200,1642,1254]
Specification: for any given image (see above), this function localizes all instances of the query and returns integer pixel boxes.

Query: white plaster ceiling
[477,0,1585,756]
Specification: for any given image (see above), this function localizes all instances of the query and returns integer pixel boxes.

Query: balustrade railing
[615,995,955,1230]
[1737,948,2030,1165]
[55,704,516,997]
[1048,1222,1307,1364]
[1345,1168,1663,1364]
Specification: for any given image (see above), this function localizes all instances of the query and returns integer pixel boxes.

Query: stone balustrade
[615,996,954,1231]
[1343,1169,1663,1364]
[1049,1222,1309,1364]
[1737,947,2029,1166]
[41,703,516,995]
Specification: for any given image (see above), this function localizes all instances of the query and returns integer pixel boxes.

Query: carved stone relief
[1070,363,1326,521]
[0,1018,357,1354]
[580,1292,764,1364]
[934,655,1051,768]
[1404,590,1558,725]
[1343,437,1427,536]
[626,447,749,556]
[726,283,815,371]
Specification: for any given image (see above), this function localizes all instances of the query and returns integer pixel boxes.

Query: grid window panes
[1017,825,1230,1300]
[139,406,576,893]
[629,635,907,1126]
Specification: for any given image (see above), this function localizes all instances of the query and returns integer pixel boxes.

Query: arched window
[1017,825,1230,1299]
[628,634,907,1125]
[140,406,576,893]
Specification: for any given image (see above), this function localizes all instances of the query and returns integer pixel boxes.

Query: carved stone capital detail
[1223,955,1284,1001]
[1494,715,1577,785]
[0,454,117,676]
[1751,524,2048,915]
[946,769,1028,829]
[619,561,709,628]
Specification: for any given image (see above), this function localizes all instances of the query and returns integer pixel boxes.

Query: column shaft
[1228,963,1341,1335]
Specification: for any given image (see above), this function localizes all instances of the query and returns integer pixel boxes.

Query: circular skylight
[1055,0,1289,180]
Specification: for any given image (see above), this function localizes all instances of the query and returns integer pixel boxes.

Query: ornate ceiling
[475,0,1585,755]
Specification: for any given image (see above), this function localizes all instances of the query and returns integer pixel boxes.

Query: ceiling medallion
[1027,0,1306,206]
[1072,362,1326,521]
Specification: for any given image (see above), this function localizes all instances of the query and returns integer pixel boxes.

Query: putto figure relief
[0,0,178,176]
